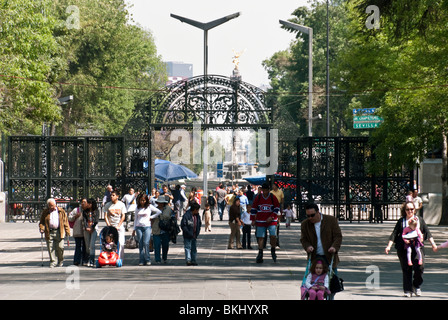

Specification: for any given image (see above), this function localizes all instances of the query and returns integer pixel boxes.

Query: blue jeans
[135,226,151,264]
[183,237,197,263]
[218,201,225,221]
[84,229,97,265]
[153,232,170,262]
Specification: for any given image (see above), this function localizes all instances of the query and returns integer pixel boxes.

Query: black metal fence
[296,137,413,222]
[7,135,149,222]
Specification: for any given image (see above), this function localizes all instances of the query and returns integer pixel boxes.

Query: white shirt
[49,208,59,229]
[314,215,324,255]
[122,193,137,212]
[284,208,294,218]
[241,209,251,225]
[104,201,127,228]
[134,205,161,228]
[413,196,423,213]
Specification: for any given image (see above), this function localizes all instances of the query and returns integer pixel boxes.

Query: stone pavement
[1,215,448,303]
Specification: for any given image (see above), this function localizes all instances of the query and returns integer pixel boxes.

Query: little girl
[283,204,294,228]
[402,217,424,266]
[203,204,211,232]
[303,260,331,300]
[101,234,117,259]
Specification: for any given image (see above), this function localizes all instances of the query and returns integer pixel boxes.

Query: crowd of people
[38,182,296,268]
[37,181,448,299]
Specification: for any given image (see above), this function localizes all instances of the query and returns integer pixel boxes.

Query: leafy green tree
[263,0,352,139]
[51,0,167,135]
[0,0,62,134]
[343,0,448,224]
[0,0,166,136]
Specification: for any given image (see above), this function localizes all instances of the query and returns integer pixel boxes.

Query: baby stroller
[96,226,122,268]
[300,254,343,300]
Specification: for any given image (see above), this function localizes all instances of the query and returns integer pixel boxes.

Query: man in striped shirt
[250,183,280,263]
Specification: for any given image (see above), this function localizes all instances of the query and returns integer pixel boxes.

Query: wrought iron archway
[125,74,275,192]
[150,74,272,130]
[6,75,274,221]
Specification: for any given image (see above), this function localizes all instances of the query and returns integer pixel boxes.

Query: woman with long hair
[385,201,437,297]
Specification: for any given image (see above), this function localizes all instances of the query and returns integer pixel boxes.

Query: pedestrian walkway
[0,217,448,301]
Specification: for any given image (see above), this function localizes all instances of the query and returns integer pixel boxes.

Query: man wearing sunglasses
[300,203,343,268]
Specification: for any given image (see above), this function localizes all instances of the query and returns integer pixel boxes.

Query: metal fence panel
[296,137,413,222]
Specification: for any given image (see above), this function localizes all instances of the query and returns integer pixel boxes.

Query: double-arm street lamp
[170,12,240,196]
[171,12,241,77]
[279,20,313,137]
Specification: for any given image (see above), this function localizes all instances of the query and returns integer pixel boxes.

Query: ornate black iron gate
[7,136,127,221]
[6,74,274,221]
[296,137,413,222]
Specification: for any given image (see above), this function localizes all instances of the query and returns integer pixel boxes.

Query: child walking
[303,260,331,300]
[283,204,294,228]
[203,204,212,232]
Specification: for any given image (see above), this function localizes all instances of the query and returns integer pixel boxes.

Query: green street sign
[353,122,381,129]
[353,115,383,122]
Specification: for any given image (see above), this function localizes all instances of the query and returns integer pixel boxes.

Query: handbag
[329,273,344,294]
[69,207,79,228]
[125,235,138,249]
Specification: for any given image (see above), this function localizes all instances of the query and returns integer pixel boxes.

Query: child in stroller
[302,259,331,300]
[96,226,122,267]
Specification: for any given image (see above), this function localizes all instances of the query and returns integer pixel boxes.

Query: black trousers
[242,224,252,248]
[397,248,424,293]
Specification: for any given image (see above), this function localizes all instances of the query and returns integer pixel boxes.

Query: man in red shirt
[250,183,280,263]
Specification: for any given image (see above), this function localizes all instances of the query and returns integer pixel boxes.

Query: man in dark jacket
[181,202,201,266]
[300,203,343,268]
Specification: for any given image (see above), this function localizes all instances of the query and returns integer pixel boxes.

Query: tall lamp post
[171,12,241,77]
[279,20,313,137]
[171,12,240,197]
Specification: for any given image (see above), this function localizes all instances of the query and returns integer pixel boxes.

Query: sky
[126,0,311,87]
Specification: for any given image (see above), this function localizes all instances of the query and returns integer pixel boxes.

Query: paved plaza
[1,214,448,304]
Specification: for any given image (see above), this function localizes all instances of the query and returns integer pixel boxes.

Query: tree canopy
[0,0,167,136]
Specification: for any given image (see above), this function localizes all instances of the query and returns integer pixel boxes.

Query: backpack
[159,216,174,232]
[207,195,216,206]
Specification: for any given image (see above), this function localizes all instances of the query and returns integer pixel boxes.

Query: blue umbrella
[242,175,267,185]
[154,159,198,181]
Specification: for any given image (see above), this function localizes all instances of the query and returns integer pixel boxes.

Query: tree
[263,0,352,139]
[51,0,167,135]
[343,0,448,224]
[0,0,167,136]
[0,0,63,135]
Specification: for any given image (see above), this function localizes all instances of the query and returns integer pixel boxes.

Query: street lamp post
[171,12,240,197]
[279,20,313,137]
[170,12,241,77]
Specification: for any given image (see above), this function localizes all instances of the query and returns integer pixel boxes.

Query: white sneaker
[414,287,422,296]
[404,292,412,298]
